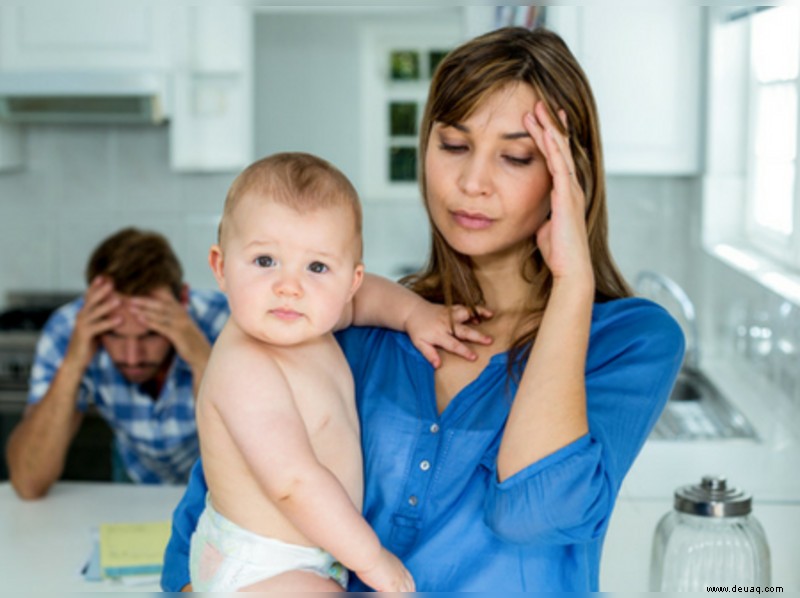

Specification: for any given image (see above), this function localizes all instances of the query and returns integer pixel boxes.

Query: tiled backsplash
[0,125,432,304]
[0,126,232,297]
[698,251,800,409]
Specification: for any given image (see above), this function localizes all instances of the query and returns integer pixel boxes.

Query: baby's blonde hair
[219,152,363,256]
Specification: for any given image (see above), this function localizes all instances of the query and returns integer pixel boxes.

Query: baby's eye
[255,255,275,268]
[308,261,328,274]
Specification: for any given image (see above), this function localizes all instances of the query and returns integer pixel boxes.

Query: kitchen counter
[0,481,185,592]
[601,357,800,591]
[621,357,800,502]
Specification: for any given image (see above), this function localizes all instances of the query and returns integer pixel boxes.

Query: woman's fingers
[533,101,576,181]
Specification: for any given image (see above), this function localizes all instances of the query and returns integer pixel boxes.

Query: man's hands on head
[128,286,211,375]
[65,276,121,371]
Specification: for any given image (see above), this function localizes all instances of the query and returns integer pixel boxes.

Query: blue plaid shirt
[27,289,229,484]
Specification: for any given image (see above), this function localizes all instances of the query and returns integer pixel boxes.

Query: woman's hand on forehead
[522,101,592,284]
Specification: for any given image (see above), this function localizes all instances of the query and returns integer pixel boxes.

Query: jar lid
[674,475,752,517]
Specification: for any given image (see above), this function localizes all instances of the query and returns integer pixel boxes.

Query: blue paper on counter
[82,538,102,582]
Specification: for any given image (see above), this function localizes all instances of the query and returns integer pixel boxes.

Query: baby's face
[216,197,363,347]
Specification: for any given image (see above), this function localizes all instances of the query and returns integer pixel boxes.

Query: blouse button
[420,460,431,471]
[429,423,440,434]
[408,495,418,506]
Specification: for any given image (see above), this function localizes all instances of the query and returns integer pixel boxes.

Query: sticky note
[98,520,171,578]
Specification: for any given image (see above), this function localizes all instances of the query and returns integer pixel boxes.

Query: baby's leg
[240,569,344,592]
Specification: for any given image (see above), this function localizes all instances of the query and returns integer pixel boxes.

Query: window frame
[743,6,800,270]
[358,21,460,201]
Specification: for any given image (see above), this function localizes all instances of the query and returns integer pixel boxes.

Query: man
[6,228,229,499]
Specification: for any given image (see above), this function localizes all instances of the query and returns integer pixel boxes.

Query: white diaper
[189,496,348,592]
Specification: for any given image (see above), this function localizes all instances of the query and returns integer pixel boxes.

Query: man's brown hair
[85,227,183,299]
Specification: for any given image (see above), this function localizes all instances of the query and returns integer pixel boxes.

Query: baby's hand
[405,301,493,368]
[356,547,415,592]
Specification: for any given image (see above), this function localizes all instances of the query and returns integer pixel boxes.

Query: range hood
[0,72,169,125]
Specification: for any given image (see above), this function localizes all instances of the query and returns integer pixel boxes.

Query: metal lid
[674,475,752,517]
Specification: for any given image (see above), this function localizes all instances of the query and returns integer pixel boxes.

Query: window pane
[754,83,797,160]
[390,51,420,81]
[389,102,417,136]
[752,7,799,82]
[389,147,417,181]
[429,50,449,77]
[753,159,795,236]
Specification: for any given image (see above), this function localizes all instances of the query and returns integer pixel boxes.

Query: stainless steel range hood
[0,72,169,125]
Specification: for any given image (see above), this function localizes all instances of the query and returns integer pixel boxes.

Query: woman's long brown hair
[402,27,632,379]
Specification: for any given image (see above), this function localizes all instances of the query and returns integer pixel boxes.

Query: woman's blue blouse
[161,297,684,592]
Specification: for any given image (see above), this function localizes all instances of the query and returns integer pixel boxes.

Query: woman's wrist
[550,272,595,305]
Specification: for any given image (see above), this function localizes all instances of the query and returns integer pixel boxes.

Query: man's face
[99,291,174,384]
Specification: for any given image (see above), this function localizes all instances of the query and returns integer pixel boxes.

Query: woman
[162,26,683,592]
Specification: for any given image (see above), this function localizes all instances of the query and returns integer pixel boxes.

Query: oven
[0,295,113,482]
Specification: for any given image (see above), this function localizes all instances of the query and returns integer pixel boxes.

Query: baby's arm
[341,273,493,367]
[207,345,413,592]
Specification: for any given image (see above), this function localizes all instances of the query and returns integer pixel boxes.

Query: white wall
[0,126,233,301]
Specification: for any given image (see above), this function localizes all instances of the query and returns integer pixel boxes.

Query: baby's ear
[208,245,226,292]
[347,263,365,302]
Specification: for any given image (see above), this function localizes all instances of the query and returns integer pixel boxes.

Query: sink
[650,367,758,441]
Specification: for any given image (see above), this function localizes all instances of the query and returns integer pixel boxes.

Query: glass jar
[649,475,771,591]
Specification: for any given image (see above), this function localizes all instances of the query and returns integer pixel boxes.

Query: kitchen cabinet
[547,6,704,175]
[462,7,704,175]
[0,5,174,71]
[169,6,254,172]
[0,5,253,173]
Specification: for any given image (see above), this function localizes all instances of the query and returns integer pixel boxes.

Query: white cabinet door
[548,7,704,175]
[0,5,173,71]
[0,123,22,171]
[169,6,254,172]
[0,5,253,173]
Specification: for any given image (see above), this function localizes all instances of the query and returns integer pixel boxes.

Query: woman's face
[424,83,553,264]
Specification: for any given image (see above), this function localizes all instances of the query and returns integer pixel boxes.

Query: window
[704,6,800,303]
[745,6,800,267]
[360,21,460,200]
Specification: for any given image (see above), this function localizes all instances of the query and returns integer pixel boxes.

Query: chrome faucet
[635,270,699,370]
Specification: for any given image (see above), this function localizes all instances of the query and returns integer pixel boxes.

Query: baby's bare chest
[279,348,359,437]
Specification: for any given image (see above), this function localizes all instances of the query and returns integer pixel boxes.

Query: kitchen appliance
[649,475,771,591]
[0,72,168,125]
[0,292,113,482]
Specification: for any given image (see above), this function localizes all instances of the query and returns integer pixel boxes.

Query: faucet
[634,271,699,370]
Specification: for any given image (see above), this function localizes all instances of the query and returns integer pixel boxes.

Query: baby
[190,152,485,592]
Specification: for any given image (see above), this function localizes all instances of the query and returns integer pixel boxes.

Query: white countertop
[620,357,800,503]
[0,481,186,593]
[600,357,800,591]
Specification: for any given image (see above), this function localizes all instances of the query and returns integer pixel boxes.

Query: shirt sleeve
[27,302,92,412]
[190,290,230,344]
[161,458,208,592]
[483,301,685,545]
